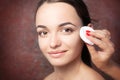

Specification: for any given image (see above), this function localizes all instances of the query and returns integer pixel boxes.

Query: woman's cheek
[61,36,79,47]
[38,39,48,52]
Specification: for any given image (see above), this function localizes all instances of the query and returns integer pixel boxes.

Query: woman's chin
[49,61,68,67]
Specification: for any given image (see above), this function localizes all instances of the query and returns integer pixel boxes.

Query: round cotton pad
[80,26,94,45]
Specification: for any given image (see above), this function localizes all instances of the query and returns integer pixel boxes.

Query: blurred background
[0,0,120,80]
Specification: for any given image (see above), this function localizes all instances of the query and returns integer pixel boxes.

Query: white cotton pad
[80,26,94,45]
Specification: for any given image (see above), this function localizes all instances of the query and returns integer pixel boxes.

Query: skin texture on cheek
[38,29,84,66]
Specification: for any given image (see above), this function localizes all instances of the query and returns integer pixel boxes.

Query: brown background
[0,0,120,80]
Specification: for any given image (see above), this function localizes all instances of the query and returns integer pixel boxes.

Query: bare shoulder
[87,68,105,80]
[80,64,105,80]
[44,72,54,80]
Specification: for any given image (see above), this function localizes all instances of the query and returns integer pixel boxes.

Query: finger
[87,36,108,50]
[86,29,115,54]
[87,35,114,54]
[86,44,97,58]
[88,29,112,49]
[90,29,111,40]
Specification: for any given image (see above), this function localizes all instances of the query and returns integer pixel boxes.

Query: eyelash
[38,31,48,37]
[62,27,74,34]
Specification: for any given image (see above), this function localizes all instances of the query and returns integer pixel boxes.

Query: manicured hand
[86,29,115,68]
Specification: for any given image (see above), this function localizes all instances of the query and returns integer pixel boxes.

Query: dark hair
[36,0,91,66]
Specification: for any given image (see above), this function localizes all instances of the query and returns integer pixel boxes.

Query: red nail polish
[86,30,90,33]
[86,30,91,36]
[86,32,90,36]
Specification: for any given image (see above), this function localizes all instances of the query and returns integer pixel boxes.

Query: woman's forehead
[36,2,77,16]
[36,2,82,26]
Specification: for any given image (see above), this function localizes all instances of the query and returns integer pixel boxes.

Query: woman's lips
[48,50,67,58]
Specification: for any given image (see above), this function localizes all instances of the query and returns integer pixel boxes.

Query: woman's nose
[49,34,61,49]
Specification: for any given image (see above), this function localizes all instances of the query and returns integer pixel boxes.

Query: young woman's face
[36,2,83,66]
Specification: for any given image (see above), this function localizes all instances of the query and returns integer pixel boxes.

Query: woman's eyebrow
[36,22,77,29]
[36,25,47,29]
[58,22,77,27]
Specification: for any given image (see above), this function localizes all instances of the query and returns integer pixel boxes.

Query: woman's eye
[38,31,48,37]
[62,28,74,33]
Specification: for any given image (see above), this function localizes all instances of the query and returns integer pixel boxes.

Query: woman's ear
[87,23,93,28]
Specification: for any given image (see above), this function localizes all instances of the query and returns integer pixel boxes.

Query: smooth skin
[36,2,104,80]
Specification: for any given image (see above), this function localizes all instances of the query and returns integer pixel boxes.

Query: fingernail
[86,30,91,36]
[86,32,90,36]
[86,30,90,33]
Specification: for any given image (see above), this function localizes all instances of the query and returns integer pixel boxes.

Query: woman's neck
[53,57,83,80]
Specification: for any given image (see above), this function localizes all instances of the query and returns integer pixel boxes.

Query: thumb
[86,44,97,58]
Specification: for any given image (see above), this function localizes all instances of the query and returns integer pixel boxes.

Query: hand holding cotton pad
[80,26,94,45]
